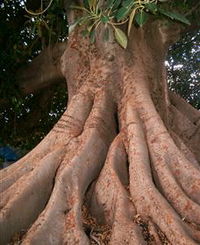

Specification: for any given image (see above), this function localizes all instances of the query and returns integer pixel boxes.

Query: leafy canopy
[71,0,191,48]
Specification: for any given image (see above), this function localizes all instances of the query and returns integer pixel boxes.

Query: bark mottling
[0,19,200,245]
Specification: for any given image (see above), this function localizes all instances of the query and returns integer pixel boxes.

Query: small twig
[25,0,54,16]
[90,228,101,245]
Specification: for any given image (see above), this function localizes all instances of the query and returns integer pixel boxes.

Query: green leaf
[113,0,122,10]
[106,0,121,10]
[135,11,148,27]
[122,0,135,8]
[114,27,127,48]
[145,3,157,13]
[116,0,135,21]
[101,15,110,23]
[116,7,130,21]
[158,8,190,25]
[128,8,136,36]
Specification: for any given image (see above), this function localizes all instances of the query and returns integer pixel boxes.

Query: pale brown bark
[0,19,200,245]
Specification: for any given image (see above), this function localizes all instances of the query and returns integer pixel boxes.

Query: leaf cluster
[71,0,190,48]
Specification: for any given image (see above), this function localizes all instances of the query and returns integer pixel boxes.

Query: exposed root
[0,139,52,193]
[131,83,200,206]
[147,219,169,244]
[0,147,68,211]
[89,135,145,244]
[0,90,93,194]
[18,89,116,244]
[133,215,169,245]
[125,106,197,244]
[143,107,200,206]
[0,149,64,245]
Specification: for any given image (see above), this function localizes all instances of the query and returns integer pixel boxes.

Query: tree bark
[0,19,200,245]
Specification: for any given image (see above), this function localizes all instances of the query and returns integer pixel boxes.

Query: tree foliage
[71,0,192,48]
[0,0,68,150]
[167,30,200,109]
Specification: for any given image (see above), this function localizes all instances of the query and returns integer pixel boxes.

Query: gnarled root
[0,82,200,245]
[125,104,198,245]
[12,89,116,245]
[89,135,145,244]
[0,149,64,245]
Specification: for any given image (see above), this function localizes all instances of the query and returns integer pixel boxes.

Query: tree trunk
[0,19,200,245]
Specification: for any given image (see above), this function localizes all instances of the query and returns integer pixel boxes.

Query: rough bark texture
[0,18,200,245]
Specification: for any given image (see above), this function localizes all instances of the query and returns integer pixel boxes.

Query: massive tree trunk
[0,18,200,245]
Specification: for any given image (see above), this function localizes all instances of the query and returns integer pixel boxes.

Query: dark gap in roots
[84,177,97,206]
[81,203,111,245]
[134,215,155,244]
[8,229,27,245]
[114,157,130,187]
[134,215,170,245]
[153,223,171,245]
[125,158,130,186]
[114,112,120,134]
[42,162,61,210]
[8,221,35,245]
[184,219,200,232]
